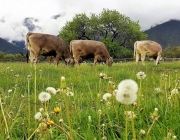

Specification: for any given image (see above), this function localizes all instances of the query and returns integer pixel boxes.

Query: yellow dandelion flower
[46,120,54,125]
[54,107,61,113]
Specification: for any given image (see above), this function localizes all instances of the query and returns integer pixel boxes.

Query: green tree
[59,9,147,58]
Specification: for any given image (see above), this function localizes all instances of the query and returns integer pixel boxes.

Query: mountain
[0,38,25,54]
[144,19,180,49]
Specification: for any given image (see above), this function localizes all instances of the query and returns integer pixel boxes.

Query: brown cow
[70,40,113,66]
[134,40,162,65]
[25,32,73,66]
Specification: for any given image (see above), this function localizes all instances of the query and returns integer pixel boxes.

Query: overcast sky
[0,0,180,41]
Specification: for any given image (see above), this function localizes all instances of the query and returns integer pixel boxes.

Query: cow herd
[25,32,162,67]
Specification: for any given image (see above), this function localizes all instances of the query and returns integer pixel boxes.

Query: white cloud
[0,0,180,41]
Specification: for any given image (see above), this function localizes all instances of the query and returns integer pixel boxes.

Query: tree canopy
[59,9,147,58]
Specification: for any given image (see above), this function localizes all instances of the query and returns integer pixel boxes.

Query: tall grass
[0,61,179,139]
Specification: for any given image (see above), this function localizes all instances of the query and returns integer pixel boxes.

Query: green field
[0,61,179,140]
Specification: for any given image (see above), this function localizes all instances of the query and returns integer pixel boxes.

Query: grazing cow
[70,40,113,66]
[134,40,162,65]
[25,32,73,66]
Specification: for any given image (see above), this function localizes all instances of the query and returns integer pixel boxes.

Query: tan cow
[134,40,162,65]
[25,32,73,66]
[70,40,113,66]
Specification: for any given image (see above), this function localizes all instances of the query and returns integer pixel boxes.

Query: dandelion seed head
[98,109,102,114]
[35,112,42,120]
[38,92,51,102]
[59,119,63,123]
[171,88,179,95]
[155,87,162,93]
[39,108,44,112]
[136,71,146,79]
[8,89,12,93]
[124,111,137,120]
[46,87,57,95]
[102,93,112,101]
[139,129,146,135]
[116,79,138,105]
[66,91,74,96]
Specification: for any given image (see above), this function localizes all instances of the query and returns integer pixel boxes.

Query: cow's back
[136,40,162,56]
[71,40,110,57]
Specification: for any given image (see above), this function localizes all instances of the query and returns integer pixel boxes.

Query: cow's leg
[141,54,146,65]
[29,51,35,64]
[155,53,161,65]
[94,54,101,65]
[55,53,62,66]
[73,54,81,65]
[136,53,140,64]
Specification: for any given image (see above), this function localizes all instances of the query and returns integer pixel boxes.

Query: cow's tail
[133,41,137,60]
[26,50,29,63]
[25,32,31,63]
[69,41,72,53]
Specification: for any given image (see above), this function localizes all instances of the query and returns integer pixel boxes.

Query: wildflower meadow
[0,61,180,140]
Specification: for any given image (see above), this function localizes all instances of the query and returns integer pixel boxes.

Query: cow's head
[106,57,113,66]
[65,58,75,66]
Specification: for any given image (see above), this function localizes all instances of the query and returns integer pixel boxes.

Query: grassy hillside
[0,61,179,139]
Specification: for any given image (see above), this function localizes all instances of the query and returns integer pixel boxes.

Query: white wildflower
[46,87,57,95]
[8,89,12,93]
[113,89,118,96]
[61,76,65,81]
[39,108,44,112]
[155,87,162,92]
[88,116,92,122]
[171,88,179,95]
[35,112,42,120]
[116,79,138,105]
[59,119,63,123]
[139,129,146,135]
[98,110,102,114]
[172,135,177,139]
[66,91,74,96]
[38,92,51,102]
[103,93,112,101]
[124,111,137,120]
[136,71,146,79]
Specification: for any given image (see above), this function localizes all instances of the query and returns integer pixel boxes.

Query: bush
[162,46,180,58]
[101,38,133,58]
[4,54,15,59]
[0,51,4,59]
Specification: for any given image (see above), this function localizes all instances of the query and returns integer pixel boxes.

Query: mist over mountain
[23,18,41,31]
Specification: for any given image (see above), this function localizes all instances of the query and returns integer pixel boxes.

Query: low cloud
[0,0,180,41]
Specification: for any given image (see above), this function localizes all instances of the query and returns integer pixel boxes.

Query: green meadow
[0,61,179,140]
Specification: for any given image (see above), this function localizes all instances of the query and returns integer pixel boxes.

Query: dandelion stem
[53,123,73,140]
[63,123,85,140]
[27,125,40,140]
[131,108,136,140]
[125,105,128,140]
[146,117,158,138]
[27,79,31,137]
[34,64,37,127]
[0,97,10,139]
